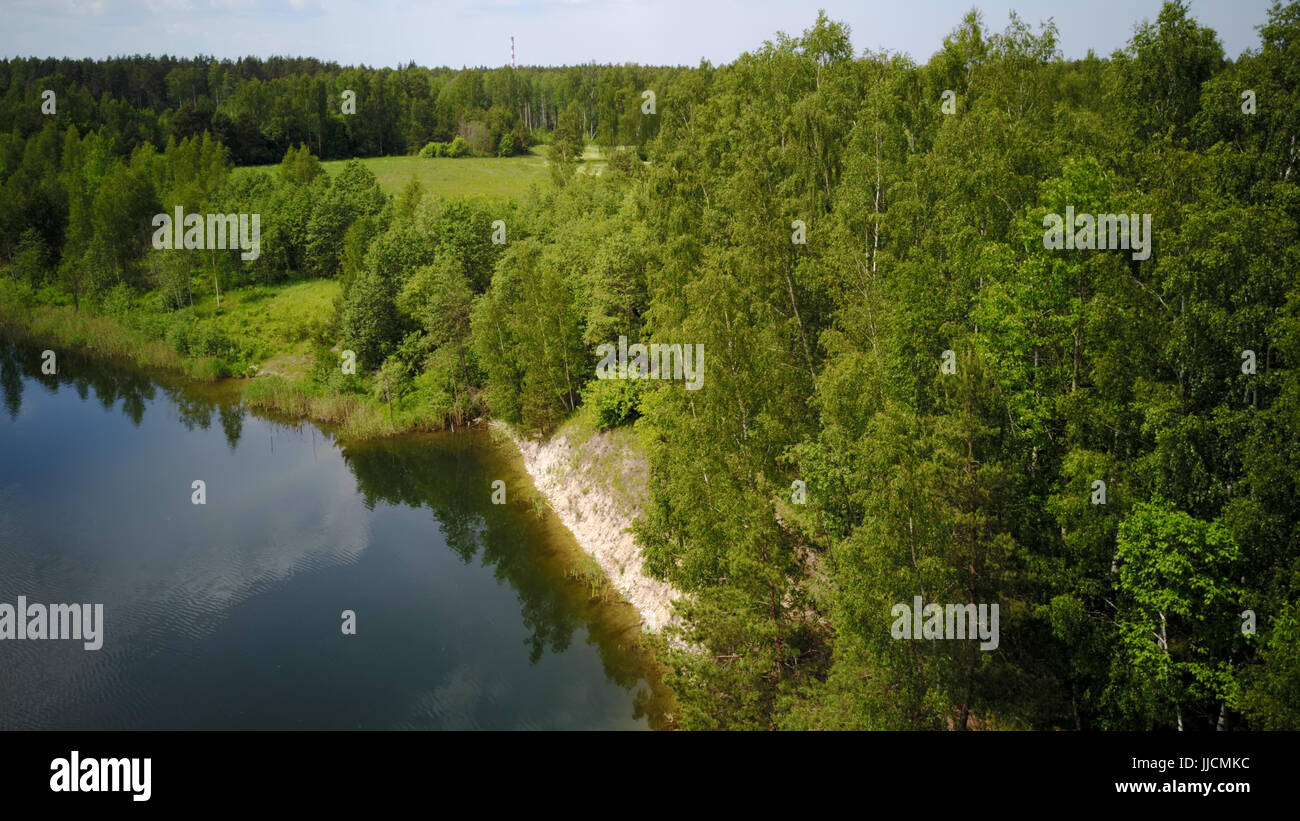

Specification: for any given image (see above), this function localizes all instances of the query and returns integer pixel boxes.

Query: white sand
[494,421,680,632]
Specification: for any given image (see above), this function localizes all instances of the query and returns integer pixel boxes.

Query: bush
[498,132,515,157]
[101,283,136,321]
[447,136,470,158]
[166,313,197,354]
[609,147,642,175]
[35,282,67,307]
[0,276,36,313]
[131,291,171,337]
[581,375,647,429]
[420,139,473,158]
[307,341,369,395]
[192,322,236,358]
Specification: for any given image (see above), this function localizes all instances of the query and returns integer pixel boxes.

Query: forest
[0,0,1297,730]
[0,53,677,164]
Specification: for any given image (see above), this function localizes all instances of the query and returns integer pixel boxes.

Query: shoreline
[492,420,680,633]
[0,301,439,441]
[1,312,677,635]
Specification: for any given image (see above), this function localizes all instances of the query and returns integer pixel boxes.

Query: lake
[0,335,670,730]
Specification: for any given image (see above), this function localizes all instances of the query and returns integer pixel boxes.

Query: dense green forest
[1,0,1298,730]
[0,53,676,164]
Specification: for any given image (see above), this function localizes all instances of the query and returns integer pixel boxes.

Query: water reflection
[0,335,672,729]
[1,337,159,428]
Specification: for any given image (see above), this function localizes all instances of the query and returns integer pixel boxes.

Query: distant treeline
[2,0,1299,731]
[0,54,681,164]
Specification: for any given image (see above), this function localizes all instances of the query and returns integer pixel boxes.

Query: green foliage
[447,136,470,158]
[419,140,479,159]
[419,140,447,158]
[580,375,646,429]
[277,143,324,186]
[1108,501,1244,728]
[3,2,1299,732]
[9,228,48,286]
[1237,600,1300,729]
[547,101,583,185]
[1111,0,1225,142]
[340,265,400,371]
[0,274,36,311]
[304,158,385,278]
[100,282,136,320]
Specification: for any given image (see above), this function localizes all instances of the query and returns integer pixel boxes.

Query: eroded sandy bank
[493,420,679,632]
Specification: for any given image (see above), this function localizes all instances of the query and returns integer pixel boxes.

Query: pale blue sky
[0,0,1279,67]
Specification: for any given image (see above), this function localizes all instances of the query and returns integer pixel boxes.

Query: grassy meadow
[234,149,557,199]
[190,279,339,380]
[234,146,617,198]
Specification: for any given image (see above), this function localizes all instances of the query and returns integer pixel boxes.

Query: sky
[0,0,1280,68]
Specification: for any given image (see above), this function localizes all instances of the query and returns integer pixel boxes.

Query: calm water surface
[0,336,669,729]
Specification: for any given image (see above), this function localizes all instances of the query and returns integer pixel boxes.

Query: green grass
[238,150,554,200]
[0,280,187,375]
[191,279,339,378]
[574,144,613,176]
[236,146,622,199]
[324,153,551,199]
[0,278,339,384]
[243,376,392,440]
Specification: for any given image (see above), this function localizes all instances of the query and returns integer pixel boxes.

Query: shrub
[447,136,470,158]
[0,276,36,313]
[192,322,236,358]
[308,341,369,395]
[581,375,647,429]
[35,283,67,307]
[166,313,197,354]
[609,147,642,175]
[101,283,136,321]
